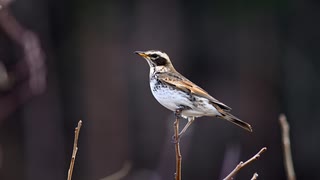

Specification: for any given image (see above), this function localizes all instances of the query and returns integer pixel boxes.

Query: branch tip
[279,114,296,180]
[67,120,83,180]
[223,147,267,180]
[251,173,259,180]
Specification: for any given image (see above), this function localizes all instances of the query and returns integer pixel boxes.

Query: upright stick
[174,111,182,180]
[279,114,296,180]
[67,120,82,180]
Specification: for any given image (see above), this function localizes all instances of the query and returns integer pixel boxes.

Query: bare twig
[100,161,132,180]
[251,173,258,180]
[174,111,182,180]
[67,120,83,180]
[223,147,267,180]
[279,114,296,180]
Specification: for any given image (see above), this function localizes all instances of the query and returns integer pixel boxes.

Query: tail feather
[213,104,253,132]
[220,112,252,132]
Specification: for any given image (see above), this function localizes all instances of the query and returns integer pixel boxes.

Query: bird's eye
[150,54,159,59]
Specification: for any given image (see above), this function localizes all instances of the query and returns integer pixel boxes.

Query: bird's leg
[178,117,195,138]
[174,108,182,118]
[171,106,188,143]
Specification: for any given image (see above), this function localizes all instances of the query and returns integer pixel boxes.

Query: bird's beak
[134,51,149,58]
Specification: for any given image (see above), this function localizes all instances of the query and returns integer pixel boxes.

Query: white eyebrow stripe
[146,50,170,61]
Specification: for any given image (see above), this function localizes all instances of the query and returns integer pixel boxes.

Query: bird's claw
[175,105,188,118]
[174,110,182,118]
[171,134,181,144]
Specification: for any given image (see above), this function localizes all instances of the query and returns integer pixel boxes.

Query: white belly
[149,79,220,118]
[150,80,191,111]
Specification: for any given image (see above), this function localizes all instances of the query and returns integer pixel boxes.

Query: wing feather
[156,72,232,111]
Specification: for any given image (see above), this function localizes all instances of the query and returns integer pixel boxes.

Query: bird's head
[134,50,174,69]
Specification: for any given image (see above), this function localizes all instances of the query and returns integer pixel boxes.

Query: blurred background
[0,0,319,179]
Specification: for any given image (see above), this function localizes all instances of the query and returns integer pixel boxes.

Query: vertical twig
[223,147,267,180]
[174,112,182,180]
[279,114,296,180]
[67,120,83,180]
[251,173,259,180]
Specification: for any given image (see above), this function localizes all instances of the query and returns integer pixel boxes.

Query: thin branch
[67,120,83,180]
[174,111,182,180]
[251,173,258,180]
[223,147,267,180]
[279,114,296,180]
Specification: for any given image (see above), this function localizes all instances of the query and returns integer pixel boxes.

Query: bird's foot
[174,105,189,118]
[171,134,181,144]
[174,109,182,118]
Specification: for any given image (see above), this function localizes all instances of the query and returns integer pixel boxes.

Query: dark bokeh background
[0,0,319,179]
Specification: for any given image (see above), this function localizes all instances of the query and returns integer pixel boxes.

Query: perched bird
[135,50,252,138]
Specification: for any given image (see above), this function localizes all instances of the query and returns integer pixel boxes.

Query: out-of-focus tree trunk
[75,1,130,179]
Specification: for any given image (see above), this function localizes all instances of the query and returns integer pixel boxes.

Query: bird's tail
[214,105,253,132]
[219,112,252,132]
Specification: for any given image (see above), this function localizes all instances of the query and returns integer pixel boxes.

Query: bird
[134,50,252,138]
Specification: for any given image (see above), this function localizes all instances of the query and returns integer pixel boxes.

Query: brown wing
[157,72,232,111]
